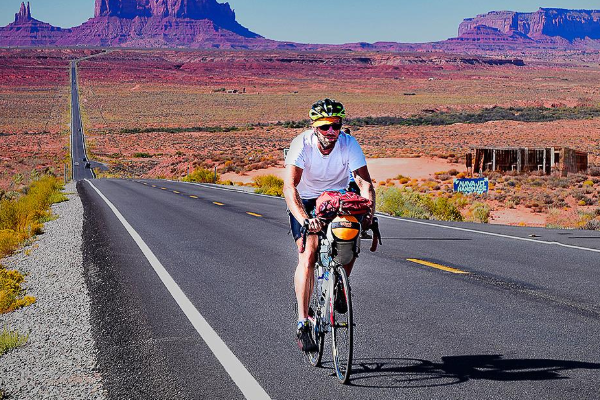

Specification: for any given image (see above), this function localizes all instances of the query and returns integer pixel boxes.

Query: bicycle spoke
[331,267,353,384]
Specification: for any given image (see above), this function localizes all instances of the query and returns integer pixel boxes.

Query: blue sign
[454,178,489,195]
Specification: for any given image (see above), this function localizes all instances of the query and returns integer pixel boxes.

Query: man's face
[315,122,342,150]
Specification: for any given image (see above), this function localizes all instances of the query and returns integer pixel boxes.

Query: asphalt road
[79,178,600,399]
[70,61,94,181]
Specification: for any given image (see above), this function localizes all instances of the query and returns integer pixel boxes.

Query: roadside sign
[284,148,289,160]
[454,178,489,194]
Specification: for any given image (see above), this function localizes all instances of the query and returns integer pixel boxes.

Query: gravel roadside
[0,182,106,399]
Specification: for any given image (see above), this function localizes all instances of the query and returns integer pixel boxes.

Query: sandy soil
[221,157,460,183]
[489,206,546,227]
[222,156,546,226]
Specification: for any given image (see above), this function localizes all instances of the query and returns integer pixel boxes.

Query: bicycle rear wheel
[307,266,325,367]
[331,267,353,384]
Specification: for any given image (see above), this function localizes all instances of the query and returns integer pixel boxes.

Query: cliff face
[459,8,600,41]
[90,0,257,38]
[0,0,260,48]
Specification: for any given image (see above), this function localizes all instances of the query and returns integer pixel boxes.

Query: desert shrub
[466,202,490,223]
[376,187,463,221]
[429,197,463,221]
[183,168,217,183]
[0,327,29,356]
[589,167,600,177]
[0,176,66,259]
[133,152,152,158]
[546,208,595,229]
[448,169,459,176]
[0,266,36,314]
[582,218,600,231]
[253,175,284,197]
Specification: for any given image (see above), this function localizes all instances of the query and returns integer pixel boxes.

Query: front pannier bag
[315,190,372,220]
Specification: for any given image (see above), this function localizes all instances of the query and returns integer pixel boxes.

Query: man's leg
[294,234,319,320]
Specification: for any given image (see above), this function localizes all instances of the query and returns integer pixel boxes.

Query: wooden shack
[470,147,588,176]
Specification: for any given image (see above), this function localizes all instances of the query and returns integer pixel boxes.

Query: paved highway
[78,178,600,399]
[70,61,94,181]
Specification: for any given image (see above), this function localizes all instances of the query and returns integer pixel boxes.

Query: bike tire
[307,266,325,367]
[331,266,353,384]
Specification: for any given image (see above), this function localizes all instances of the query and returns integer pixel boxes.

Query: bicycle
[299,216,381,384]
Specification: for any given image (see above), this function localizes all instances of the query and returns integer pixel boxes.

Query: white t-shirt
[285,130,367,199]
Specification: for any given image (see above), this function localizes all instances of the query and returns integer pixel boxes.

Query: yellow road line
[213,202,225,206]
[152,185,156,188]
[161,187,167,190]
[190,195,198,199]
[407,259,469,274]
[173,191,180,194]
[246,212,263,218]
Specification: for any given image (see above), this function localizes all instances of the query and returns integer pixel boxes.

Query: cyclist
[283,99,376,352]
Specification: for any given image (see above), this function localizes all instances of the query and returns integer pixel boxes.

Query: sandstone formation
[2,3,600,53]
[458,8,600,41]
[0,2,69,47]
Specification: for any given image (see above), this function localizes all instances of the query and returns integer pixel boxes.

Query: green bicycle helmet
[309,98,346,121]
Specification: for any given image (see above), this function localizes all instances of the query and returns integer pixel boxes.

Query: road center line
[379,214,600,254]
[407,259,469,274]
[246,212,263,217]
[214,202,225,206]
[85,180,271,400]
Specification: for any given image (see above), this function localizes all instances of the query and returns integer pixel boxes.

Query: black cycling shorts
[289,198,317,241]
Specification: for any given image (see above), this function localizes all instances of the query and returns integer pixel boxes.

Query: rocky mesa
[458,8,600,42]
[2,2,600,52]
[1,0,270,48]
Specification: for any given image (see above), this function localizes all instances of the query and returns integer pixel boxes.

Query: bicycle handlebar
[299,216,382,254]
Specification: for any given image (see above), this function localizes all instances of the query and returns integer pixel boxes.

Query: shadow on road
[322,354,600,388]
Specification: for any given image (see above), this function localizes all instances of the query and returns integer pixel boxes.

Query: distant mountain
[0,0,269,48]
[2,3,600,53]
[458,8,600,41]
[0,2,70,46]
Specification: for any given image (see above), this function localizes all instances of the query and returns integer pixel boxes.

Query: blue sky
[2,0,600,43]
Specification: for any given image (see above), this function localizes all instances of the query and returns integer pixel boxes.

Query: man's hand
[307,217,324,233]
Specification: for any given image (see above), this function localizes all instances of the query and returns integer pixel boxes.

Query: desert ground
[1,48,599,226]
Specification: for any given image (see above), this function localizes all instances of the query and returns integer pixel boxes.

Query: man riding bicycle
[283,99,376,352]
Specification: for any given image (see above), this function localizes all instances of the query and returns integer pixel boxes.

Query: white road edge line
[85,180,271,400]
[378,214,600,254]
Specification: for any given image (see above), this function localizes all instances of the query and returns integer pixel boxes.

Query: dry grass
[0,175,67,258]
[0,327,28,355]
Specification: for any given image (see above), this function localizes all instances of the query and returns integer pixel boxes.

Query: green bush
[376,187,463,221]
[133,152,152,158]
[467,202,491,223]
[254,175,284,197]
[183,168,218,183]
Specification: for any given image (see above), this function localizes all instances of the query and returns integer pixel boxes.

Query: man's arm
[284,164,323,233]
[353,165,376,225]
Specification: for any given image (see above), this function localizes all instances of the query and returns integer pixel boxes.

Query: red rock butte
[2,2,600,52]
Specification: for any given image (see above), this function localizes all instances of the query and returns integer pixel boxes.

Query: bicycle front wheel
[307,266,325,367]
[331,266,353,384]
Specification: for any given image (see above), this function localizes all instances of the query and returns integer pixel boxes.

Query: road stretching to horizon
[77,178,600,399]
[70,60,94,181]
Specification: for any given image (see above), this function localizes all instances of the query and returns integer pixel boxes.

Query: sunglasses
[317,123,342,132]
